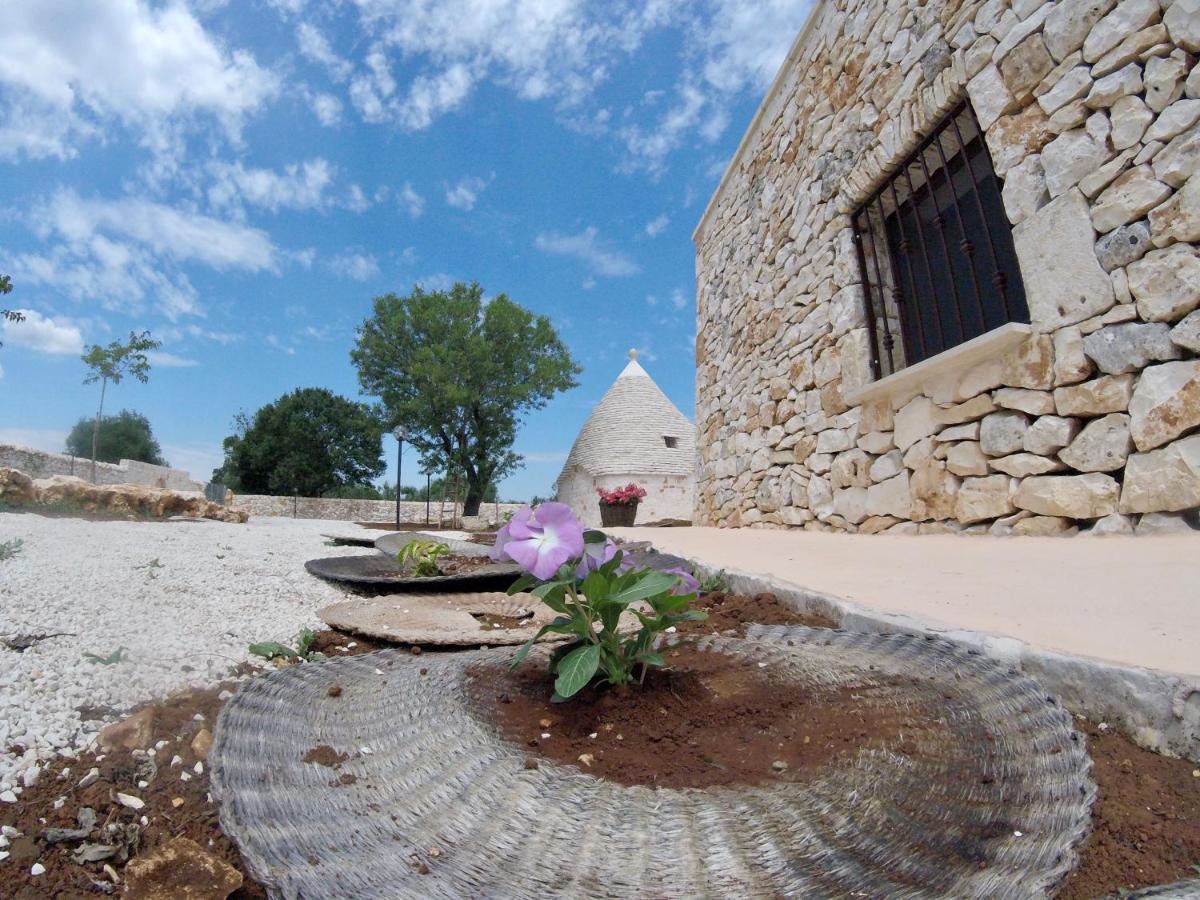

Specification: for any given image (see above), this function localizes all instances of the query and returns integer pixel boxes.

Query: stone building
[556,351,695,526]
[694,0,1200,535]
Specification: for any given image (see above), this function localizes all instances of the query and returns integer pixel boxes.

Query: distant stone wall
[230,494,524,524]
[0,444,204,492]
[695,0,1200,536]
[556,468,695,527]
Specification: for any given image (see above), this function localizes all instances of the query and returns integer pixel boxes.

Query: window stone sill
[844,322,1033,408]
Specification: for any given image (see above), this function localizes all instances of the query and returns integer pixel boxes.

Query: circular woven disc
[304,553,521,591]
[318,592,570,647]
[212,626,1095,898]
[374,531,492,559]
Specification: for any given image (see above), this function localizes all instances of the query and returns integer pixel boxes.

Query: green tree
[1,274,25,349]
[65,410,168,466]
[81,330,161,483]
[212,387,386,496]
[352,282,579,515]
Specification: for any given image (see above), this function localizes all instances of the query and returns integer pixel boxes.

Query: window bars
[852,103,1030,381]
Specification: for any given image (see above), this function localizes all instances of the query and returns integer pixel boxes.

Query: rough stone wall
[0,444,204,492]
[557,467,695,526]
[695,0,1200,535]
[230,494,524,524]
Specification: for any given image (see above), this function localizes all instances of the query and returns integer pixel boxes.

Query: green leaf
[608,571,679,606]
[677,610,708,621]
[248,641,297,660]
[553,643,600,698]
[637,652,664,667]
[507,574,538,595]
[582,530,608,544]
[579,570,608,601]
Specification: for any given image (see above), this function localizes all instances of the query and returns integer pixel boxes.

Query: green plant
[84,647,128,665]
[397,538,450,577]
[698,569,728,593]
[249,627,320,662]
[81,330,161,483]
[0,537,23,561]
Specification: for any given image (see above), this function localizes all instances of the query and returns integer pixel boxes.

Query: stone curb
[687,559,1200,764]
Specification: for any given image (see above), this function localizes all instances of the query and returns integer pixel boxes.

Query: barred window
[853,103,1030,380]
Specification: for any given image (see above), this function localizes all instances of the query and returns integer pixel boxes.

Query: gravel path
[0,512,374,794]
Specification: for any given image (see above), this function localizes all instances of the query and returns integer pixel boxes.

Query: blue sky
[0,0,811,500]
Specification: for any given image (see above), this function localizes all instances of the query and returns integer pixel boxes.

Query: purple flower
[663,566,700,596]
[576,536,618,580]
[491,502,585,581]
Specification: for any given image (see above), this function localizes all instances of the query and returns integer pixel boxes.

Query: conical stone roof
[556,350,695,483]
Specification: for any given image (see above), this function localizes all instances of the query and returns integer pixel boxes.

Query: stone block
[1091,165,1172,233]
[1037,65,1094,114]
[1053,326,1096,384]
[990,453,1068,476]
[980,410,1032,455]
[1079,147,1139,198]
[968,64,1018,129]
[1013,472,1121,517]
[833,487,869,525]
[1045,0,1117,61]
[955,474,1016,523]
[1109,95,1154,148]
[1145,53,1189,112]
[1012,515,1079,535]
[1085,62,1144,107]
[1014,189,1116,329]
[1086,512,1136,534]
[1000,334,1055,389]
[1000,33,1056,101]
[993,387,1056,415]
[1136,511,1199,533]
[868,449,904,483]
[857,431,895,454]
[807,474,834,519]
[1148,172,1200,244]
[1163,0,1200,52]
[1058,413,1134,471]
[1082,0,1161,63]
[1152,124,1200,188]
[830,448,872,489]
[987,105,1053,177]
[859,398,893,433]
[894,396,940,450]
[816,427,855,454]
[909,458,961,521]
[1127,243,1200,322]
[1002,154,1049,224]
[1094,220,1152,271]
[1082,322,1182,373]
[866,471,912,519]
[1145,98,1200,143]
[946,440,990,476]
[1040,130,1112,195]
[1170,310,1200,352]
[1128,359,1200,451]
[936,421,981,442]
[1025,414,1082,454]
[902,436,937,469]
[1091,23,1169,77]
[1054,373,1135,415]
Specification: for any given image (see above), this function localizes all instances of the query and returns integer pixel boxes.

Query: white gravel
[0,512,377,793]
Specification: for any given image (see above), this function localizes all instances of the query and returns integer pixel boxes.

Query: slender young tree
[80,331,161,482]
[1,274,26,349]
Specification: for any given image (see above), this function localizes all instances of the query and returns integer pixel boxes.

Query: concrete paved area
[614,528,1200,677]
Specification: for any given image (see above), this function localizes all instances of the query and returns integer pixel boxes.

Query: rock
[98,708,156,752]
[936,422,981,442]
[1153,124,1200,188]
[1000,33,1055,102]
[857,431,895,454]
[1091,23,1169,77]
[1012,515,1079,535]
[832,487,869,525]
[190,729,212,762]
[980,410,1031,456]
[1082,322,1182,373]
[807,475,834,519]
[1054,374,1136,415]
[1086,512,1137,534]
[868,450,904,483]
[22,476,246,523]
[1049,98,1091,132]
[117,793,145,810]
[1119,434,1200,512]
[1136,511,1198,533]
[1094,221,1152,271]
[1091,165,1172,233]
[987,105,1053,177]
[816,428,855,454]
[1129,360,1200,451]
[866,472,912,519]
[989,509,1034,535]
[1013,473,1121,517]
[1146,99,1200,142]
[993,388,1056,415]
[830,449,872,489]
[124,836,243,900]
[1025,415,1082,454]
[946,441,990,476]
[859,399,893,433]
[1045,0,1116,61]
[1163,0,1200,52]
[1040,130,1111,196]
[955,475,1016,524]
[1082,0,1160,62]
[1000,335,1055,390]
[1109,94,1154,148]
[1148,172,1200,244]
[1079,147,1140,197]
[902,436,937,469]
[968,64,1018,130]
[909,458,961,521]
[0,468,36,504]
[1085,62,1144,107]
[1002,155,1049,224]
[1053,327,1095,384]
[1170,310,1200,351]
[1038,65,1094,114]
[1145,53,1189,112]
[990,453,1067,476]
[859,515,899,534]
[1058,413,1134,471]
[1013,189,1115,328]
[1128,243,1200,322]
[894,396,939,451]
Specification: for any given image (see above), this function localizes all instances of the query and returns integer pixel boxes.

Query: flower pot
[599,501,637,527]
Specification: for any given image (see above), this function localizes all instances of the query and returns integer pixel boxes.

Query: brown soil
[677,590,839,635]
[422,554,497,577]
[307,628,387,657]
[0,682,267,899]
[474,644,921,790]
[302,744,349,767]
[1057,717,1200,898]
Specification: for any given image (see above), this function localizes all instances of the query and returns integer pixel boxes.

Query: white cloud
[444,175,488,211]
[13,188,277,319]
[328,251,380,281]
[645,214,670,237]
[207,158,335,214]
[671,287,689,310]
[309,91,343,126]
[399,183,425,217]
[645,294,658,307]
[297,23,352,81]
[145,350,199,368]
[0,0,278,161]
[266,334,296,355]
[534,227,639,277]
[1,309,84,354]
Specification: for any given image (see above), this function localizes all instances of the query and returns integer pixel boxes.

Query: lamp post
[392,426,406,530]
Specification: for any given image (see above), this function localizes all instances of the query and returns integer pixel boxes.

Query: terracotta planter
[599,501,638,527]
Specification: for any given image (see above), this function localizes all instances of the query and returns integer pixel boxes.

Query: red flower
[597,483,647,506]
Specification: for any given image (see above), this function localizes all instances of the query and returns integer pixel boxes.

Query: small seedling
[249,627,321,662]
[84,647,128,665]
[698,569,728,593]
[397,539,450,577]
[0,538,23,561]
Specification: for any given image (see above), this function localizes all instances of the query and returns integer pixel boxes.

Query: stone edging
[687,559,1200,764]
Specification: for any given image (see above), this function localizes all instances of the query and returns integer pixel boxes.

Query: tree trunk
[90,377,107,484]
[463,476,484,516]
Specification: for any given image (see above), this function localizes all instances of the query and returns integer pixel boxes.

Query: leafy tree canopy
[80,330,160,482]
[212,387,386,497]
[351,281,579,515]
[65,410,168,466]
